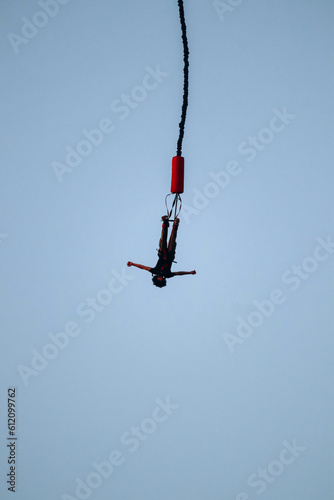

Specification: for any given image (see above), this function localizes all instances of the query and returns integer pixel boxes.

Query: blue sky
[1,1,333,499]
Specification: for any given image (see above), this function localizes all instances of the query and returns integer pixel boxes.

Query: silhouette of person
[127,216,196,287]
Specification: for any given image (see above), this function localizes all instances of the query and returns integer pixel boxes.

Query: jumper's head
[152,275,167,288]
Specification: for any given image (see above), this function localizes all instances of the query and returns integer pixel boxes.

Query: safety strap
[165,193,182,220]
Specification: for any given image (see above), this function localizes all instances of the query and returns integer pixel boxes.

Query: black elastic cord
[176,0,189,157]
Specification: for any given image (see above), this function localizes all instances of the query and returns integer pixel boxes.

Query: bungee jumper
[128,0,196,287]
[127,216,196,288]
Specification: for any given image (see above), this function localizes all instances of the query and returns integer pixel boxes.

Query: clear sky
[0,0,333,499]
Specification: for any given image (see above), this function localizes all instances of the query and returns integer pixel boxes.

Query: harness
[150,252,174,278]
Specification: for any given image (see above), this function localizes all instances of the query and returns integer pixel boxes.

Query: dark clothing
[149,218,179,278]
[149,254,175,278]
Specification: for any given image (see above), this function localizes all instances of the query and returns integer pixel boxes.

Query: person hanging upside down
[127,216,196,288]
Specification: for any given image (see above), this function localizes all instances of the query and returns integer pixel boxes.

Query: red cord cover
[171,156,184,194]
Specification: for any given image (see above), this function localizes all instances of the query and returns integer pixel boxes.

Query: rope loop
[165,193,182,220]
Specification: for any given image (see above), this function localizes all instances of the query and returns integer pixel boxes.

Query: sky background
[0,0,333,499]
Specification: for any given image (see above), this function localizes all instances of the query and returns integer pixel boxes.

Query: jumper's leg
[158,216,169,256]
[167,217,179,261]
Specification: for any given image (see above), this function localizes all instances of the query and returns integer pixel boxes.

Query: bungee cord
[166,0,189,220]
[176,0,189,157]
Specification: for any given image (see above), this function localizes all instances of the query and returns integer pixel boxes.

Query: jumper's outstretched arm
[127,262,151,272]
[173,270,196,276]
